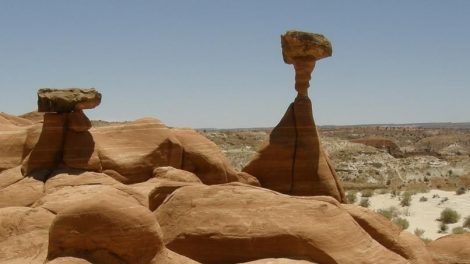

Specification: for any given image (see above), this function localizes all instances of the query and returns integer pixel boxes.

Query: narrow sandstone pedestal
[243,31,345,202]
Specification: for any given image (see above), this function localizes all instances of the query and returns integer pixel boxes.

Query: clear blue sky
[1,1,469,128]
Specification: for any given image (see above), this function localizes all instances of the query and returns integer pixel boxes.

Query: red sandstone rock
[0,207,54,263]
[67,110,92,132]
[241,259,318,264]
[244,97,345,201]
[342,204,434,264]
[155,183,409,263]
[0,123,29,171]
[46,194,198,264]
[148,180,201,211]
[21,113,67,175]
[0,175,44,208]
[153,166,202,183]
[0,112,34,126]
[427,233,470,264]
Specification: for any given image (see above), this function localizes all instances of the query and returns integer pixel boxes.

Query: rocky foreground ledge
[1,31,469,264]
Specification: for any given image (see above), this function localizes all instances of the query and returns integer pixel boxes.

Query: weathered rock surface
[153,166,202,183]
[148,180,201,211]
[0,207,55,264]
[281,31,332,63]
[427,233,470,264]
[22,113,67,175]
[241,259,318,264]
[35,172,146,213]
[67,109,92,132]
[46,195,197,264]
[281,31,332,97]
[155,183,409,263]
[0,175,44,208]
[91,118,245,184]
[0,121,40,171]
[342,204,434,264]
[0,112,34,126]
[244,97,345,201]
[37,88,102,113]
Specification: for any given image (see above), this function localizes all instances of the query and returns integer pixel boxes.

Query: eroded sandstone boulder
[155,183,409,264]
[427,233,470,264]
[0,168,44,208]
[0,207,55,264]
[46,194,198,264]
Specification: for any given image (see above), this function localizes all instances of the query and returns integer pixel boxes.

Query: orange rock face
[155,183,413,264]
[244,97,345,201]
[427,233,470,264]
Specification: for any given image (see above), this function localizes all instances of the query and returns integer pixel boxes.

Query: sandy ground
[353,189,470,240]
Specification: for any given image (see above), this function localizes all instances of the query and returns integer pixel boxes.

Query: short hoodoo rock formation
[243,30,345,202]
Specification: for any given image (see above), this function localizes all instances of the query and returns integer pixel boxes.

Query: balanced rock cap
[281,30,332,64]
[37,88,102,113]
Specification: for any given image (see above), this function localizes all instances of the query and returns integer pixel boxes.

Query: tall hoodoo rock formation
[243,31,345,202]
[22,88,101,175]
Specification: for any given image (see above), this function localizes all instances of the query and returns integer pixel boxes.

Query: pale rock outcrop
[427,233,470,264]
[155,183,409,264]
[243,31,344,202]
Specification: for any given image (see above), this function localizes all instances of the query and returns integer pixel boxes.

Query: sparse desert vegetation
[440,208,461,224]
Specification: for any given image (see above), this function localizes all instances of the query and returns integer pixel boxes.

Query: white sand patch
[355,190,470,240]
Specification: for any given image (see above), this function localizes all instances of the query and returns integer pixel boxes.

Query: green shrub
[400,192,412,207]
[377,206,399,220]
[419,196,428,202]
[463,216,470,228]
[359,198,370,208]
[452,227,466,234]
[439,222,448,233]
[440,208,461,224]
[456,187,467,195]
[346,191,357,204]
[392,217,409,230]
[361,189,374,198]
[414,228,425,237]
